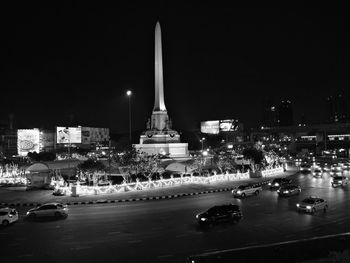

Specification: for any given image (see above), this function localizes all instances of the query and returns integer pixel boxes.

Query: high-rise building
[327,94,348,123]
[261,97,277,127]
[278,100,294,126]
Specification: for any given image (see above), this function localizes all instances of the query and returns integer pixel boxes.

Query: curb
[0,179,274,208]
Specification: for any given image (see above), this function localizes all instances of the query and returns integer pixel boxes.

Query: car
[300,163,312,173]
[26,203,68,219]
[0,208,18,226]
[296,196,328,213]
[331,176,349,188]
[330,168,343,177]
[268,178,293,190]
[342,163,350,170]
[323,163,331,172]
[231,184,262,197]
[312,167,323,178]
[195,204,243,227]
[52,188,65,196]
[277,185,301,197]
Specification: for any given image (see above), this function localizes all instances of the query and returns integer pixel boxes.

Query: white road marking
[204,248,218,252]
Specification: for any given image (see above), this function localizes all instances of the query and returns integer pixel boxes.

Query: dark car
[268,178,292,190]
[195,204,242,227]
[277,185,301,197]
[331,176,349,188]
[300,163,312,173]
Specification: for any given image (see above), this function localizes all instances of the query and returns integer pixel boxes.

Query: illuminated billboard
[56,127,82,144]
[219,119,239,132]
[201,121,220,134]
[17,129,40,156]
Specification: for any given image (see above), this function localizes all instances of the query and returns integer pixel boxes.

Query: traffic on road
[1,158,350,262]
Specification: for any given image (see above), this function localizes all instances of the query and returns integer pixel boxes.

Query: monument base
[134,143,189,158]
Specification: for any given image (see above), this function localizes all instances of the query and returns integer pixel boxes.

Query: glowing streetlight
[200,137,205,151]
[126,90,132,143]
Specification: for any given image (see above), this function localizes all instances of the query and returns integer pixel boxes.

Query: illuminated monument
[134,22,189,157]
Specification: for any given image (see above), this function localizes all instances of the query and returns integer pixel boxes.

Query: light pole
[126,90,132,144]
[200,137,205,151]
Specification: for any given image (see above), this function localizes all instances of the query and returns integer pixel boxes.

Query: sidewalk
[0,171,295,207]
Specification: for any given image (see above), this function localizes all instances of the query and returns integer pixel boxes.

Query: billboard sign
[219,119,239,132]
[56,127,82,144]
[17,129,40,156]
[201,121,220,134]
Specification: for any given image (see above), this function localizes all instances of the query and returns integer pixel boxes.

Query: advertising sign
[17,129,40,156]
[201,121,220,134]
[219,119,239,132]
[56,127,82,144]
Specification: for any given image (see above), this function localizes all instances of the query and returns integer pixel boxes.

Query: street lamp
[200,137,205,151]
[126,90,132,144]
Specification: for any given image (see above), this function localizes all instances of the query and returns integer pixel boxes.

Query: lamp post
[126,90,132,144]
[200,137,205,151]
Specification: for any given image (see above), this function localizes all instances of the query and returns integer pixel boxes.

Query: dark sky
[2,4,349,133]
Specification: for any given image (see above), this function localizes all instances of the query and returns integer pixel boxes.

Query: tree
[77,159,106,185]
[213,152,235,174]
[242,147,264,172]
[114,147,164,182]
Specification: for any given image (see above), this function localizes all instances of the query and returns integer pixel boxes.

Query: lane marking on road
[157,254,174,258]
[245,242,259,246]
[204,248,218,252]
[127,239,142,244]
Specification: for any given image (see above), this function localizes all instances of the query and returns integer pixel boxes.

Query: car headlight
[200,218,207,221]
[296,204,300,207]
[237,190,241,194]
[274,183,279,186]
[196,215,199,219]
[26,212,30,215]
[284,191,289,194]
[306,206,312,209]
[268,182,271,186]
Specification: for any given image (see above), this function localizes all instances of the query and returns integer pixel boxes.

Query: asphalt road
[2,170,350,263]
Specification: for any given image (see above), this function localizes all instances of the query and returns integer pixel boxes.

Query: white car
[232,184,262,197]
[332,176,349,188]
[0,208,19,226]
[26,203,68,218]
[312,168,323,178]
[296,197,328,213]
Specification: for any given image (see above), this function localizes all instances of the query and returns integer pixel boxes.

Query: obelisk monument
[154,21,166,112]
[151,22,169,131]
[134,22,189,158]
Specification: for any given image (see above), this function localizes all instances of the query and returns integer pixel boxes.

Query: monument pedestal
[134,142,188,157]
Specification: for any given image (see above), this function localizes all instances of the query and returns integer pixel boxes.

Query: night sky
[3,5,349,133]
